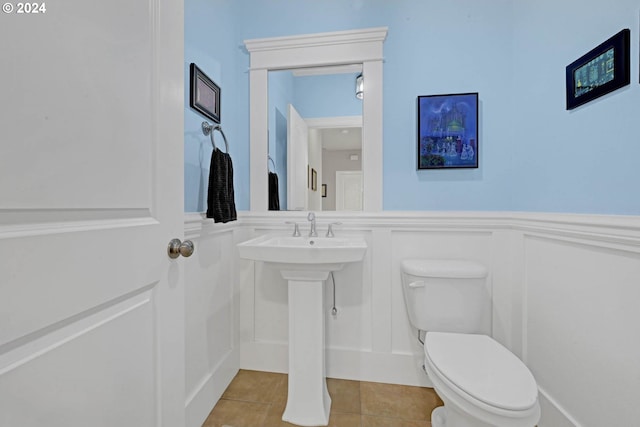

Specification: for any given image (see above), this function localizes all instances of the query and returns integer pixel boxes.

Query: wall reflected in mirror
[268,67,363,211]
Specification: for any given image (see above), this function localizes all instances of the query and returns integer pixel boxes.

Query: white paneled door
[0,1,185,426]
[287,104,309,211]
[335,171,363,211]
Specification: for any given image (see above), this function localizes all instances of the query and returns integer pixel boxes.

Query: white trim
[183,214,240,427]
[292,64,362,77]
[305,115,362,129]
[239,342,432,387]
[234,210,640,241]
[244,27,389,51]
[538,385,583,427]
[185,347,238,427]
[183,212,237,239]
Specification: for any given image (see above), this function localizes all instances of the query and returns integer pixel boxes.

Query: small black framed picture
[190,63,221,123]
[565,29,630,110]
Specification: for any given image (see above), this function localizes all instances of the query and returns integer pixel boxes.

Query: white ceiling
[320,127,362,151]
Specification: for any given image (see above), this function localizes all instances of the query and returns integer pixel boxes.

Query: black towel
[268,172,280,211]
[206,148,237,223]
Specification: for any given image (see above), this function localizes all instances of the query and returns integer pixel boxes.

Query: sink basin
[237,234,367,266]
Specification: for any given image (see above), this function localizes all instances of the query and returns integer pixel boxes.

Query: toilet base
[431,406,446,427]
[432,405,496,427]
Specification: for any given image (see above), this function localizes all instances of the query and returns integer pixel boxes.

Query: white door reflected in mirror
[336,171,363,211]
[287,104,309,211]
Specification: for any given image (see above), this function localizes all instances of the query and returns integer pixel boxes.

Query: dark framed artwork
[190,63,221,123]
[565,29,630,110]
[417,92,478,169]
[321,184,327,197]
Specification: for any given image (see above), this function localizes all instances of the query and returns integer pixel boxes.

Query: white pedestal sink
[237,234,367,426]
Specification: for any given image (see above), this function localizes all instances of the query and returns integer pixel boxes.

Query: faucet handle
[307,212,318,237]
[285,221,301,237]
[326,222,342,238]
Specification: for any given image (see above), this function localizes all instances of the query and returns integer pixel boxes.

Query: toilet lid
[425,332,538,411]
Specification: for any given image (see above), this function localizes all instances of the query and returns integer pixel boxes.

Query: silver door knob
[167,238,195,259]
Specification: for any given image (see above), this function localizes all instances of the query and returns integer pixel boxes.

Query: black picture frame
[565,29,630,110]
[190,63,221,123]
[417,92,479,170]
[321,184,327,198]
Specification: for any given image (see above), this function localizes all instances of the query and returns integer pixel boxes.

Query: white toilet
[400,259,540,427]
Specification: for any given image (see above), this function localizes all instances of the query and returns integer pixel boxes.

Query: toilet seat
[424,332,538,412]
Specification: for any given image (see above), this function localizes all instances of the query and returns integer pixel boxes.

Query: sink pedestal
[236,234,367,426]
[280,269,334,426]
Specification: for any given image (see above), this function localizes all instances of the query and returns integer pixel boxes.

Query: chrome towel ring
[202,121,229,153]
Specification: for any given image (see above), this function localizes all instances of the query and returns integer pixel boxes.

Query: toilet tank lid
[402,259,487,279]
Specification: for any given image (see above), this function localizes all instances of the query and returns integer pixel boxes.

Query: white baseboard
[538,386,581,427]
[185,347,239,427]
[240,341,433,388]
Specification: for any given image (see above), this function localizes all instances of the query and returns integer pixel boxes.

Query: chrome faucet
[307,212,318,237]
[326,222,342,238]
[285,221,301,237]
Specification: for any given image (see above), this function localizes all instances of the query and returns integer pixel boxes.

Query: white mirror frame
[244,27,388,212]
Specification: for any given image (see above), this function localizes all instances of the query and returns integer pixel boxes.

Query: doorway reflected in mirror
[269,68,362,211]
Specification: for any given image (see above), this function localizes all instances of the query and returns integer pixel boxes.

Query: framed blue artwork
[417,92,479,169]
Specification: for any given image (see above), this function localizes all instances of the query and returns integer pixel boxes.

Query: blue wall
[293,73,363,118]
[511,0,640,214]
[184,0,249,212]
[185,0,640,215]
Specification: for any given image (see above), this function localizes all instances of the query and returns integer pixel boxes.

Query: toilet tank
[401,259,491,335]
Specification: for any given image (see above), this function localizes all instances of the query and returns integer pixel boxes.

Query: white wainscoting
[183,214,239,427]
[520,223,640,427]
[237,212,510,387]
[234,211,640,427]
[183,212,640,427]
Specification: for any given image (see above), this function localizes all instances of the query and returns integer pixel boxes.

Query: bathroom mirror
[245,27,387,212]
[268,67,363,211]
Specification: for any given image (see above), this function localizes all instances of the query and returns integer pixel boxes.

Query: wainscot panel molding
[183,212,640,427]
[233,211,640,427]
[184,212,238,239]
[523,233,640,426]
[183,213,239,427]
[512,212,640,251]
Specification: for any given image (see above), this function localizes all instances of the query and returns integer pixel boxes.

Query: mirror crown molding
[244,27,388,51]
[245,27,388,70]
[245,27,387,212]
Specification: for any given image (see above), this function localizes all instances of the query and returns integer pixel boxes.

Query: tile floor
[202,369,443,427]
